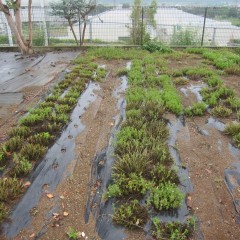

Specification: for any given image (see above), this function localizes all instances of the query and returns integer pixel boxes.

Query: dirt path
[177,115,240,240]
[11,60,126,240]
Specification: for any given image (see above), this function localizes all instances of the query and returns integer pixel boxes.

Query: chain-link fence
[0,5,239,47]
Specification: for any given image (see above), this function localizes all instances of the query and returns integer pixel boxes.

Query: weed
[224,122,240,136]
[116,67,128,77]
[40,122,63,134]
[172,77,189,86]
[204,76,223,87]
[0,151,7,166]
[19,143,46,161]
[28,132,54,146]
[185,102,207,117]
[233,133,240,148]
[55,104,72,114]
[58,97,78,106]
[113,199,148,229]
[9,126,31,138]
[0,177,23,201]
[45,94,61,102]
[3,136,22,153]
[148,182,183,210]
[225,96,240,109]
[50,113,69,125]
[225,66,240,75]
[19,113,45,126]
[10,154,32,177]
[211,105,232,118]
[67,227,79,240]
[105,183,122,198]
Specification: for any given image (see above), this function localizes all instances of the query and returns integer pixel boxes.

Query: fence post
[201,7,207,47]
[141,6,144,46]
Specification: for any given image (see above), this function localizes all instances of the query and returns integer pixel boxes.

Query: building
[68,7,240,46]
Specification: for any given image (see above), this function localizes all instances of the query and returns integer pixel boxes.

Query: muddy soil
[8,60,127,240]
[0,51,240,240]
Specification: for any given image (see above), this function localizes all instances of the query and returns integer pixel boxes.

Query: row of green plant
[0,55,107,223]
[186,48,240,75]
[104,53,194,239]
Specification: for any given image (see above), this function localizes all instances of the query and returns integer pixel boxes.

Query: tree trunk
[81,21,87,46]
[14,0,26,44]
[68,18,79,45]
[4,11,32,54]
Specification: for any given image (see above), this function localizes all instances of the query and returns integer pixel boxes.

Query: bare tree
[0,0,33,54]
[50,0,96,46]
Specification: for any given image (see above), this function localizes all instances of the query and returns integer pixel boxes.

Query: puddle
[0,92,23,104]
[3,82,100,239]
[206,117,225,132]
[180,84,205,102]
[113,75,128,110]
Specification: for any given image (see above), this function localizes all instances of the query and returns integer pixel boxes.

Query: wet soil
[0,51,240,240]
[10,60,127,240]
[177,115,240,240]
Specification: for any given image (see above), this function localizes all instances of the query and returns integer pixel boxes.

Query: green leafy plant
[67,227,79,240]
[185,102,207,117]
[148,182,183,210]
[113,200,148,229]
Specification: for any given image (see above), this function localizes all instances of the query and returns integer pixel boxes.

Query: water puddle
[3,82,100,238]
[206,117,225,132]
[180,84,205,102]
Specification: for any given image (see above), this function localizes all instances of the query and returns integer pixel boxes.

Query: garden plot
[0,47,240,240]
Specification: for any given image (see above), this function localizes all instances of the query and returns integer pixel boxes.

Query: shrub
[148,182,183,210]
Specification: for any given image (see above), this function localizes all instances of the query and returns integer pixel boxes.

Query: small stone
[81,232,86,237]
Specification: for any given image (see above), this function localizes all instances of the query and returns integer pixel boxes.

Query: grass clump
[3,136,22,152]
[10,154,32,177]
[185,102,207,117]
[151,217,195,240]
[28,132,54,146]
[9,126,31,138]
[211,105,232,118]
[19,143,46,162]
[116,67,128,77]
[113,199,148,229]
[148,182,184,211]
[224,122,240,136]
[0,177,23,201]
[172,77,189,86]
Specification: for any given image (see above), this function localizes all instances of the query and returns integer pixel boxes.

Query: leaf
[47,193,54,199]
[63,211,69,216]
